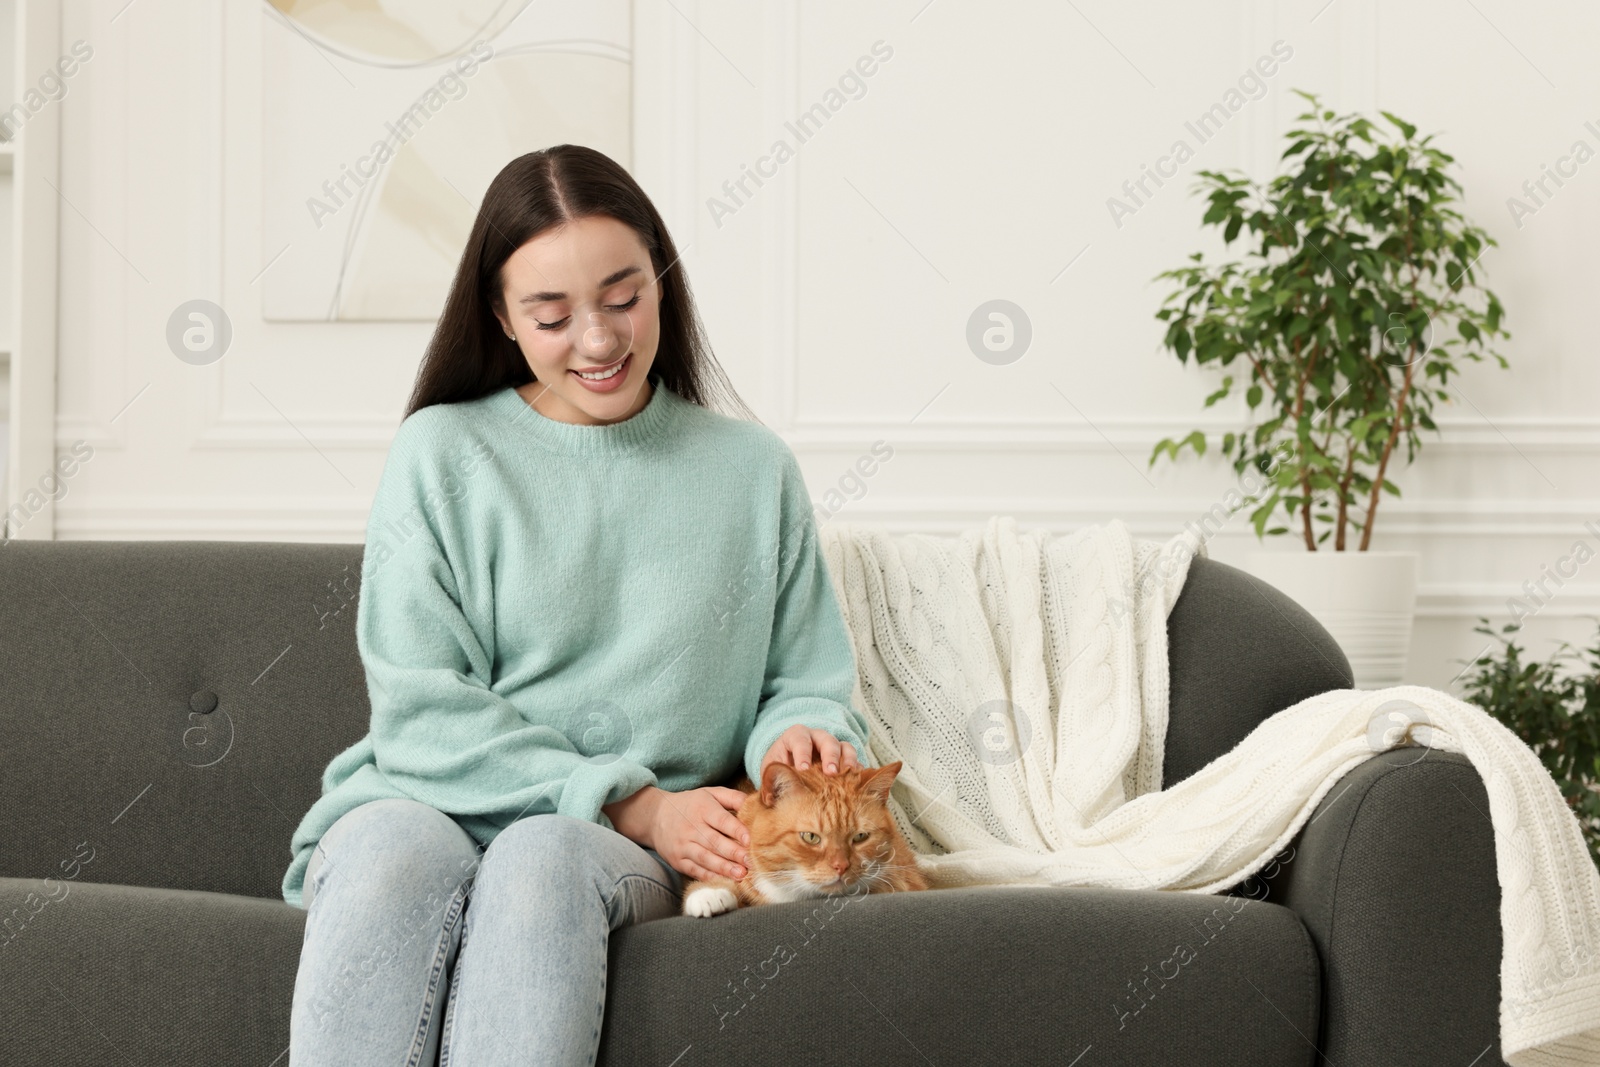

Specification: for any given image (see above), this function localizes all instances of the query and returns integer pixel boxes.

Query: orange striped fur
[681,760,928,917]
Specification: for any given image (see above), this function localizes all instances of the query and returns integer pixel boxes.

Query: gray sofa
[0,540,1507,1065]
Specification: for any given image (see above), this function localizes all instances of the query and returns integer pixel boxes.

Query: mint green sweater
[280,373,871,908]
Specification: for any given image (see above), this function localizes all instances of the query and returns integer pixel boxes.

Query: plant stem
[1322,383,1347,545]
[1360,229,1421,550]
[1361,340,1415,550]
[1335,447,1357,549]
[1292,333,1317,551]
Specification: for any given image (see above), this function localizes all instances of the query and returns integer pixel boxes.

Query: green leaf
[1203,376,1233,407]
[1457,617,1600,869]
[1246,383,1263,408]
[1380,110,1417,140]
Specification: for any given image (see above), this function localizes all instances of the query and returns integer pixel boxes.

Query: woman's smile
[570,352,632,392]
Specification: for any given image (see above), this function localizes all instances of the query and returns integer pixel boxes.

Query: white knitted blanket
[817,515,1600,1067]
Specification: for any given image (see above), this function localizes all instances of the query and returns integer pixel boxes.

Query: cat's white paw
[683,886,740,918]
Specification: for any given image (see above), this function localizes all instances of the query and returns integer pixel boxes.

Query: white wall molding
[783,415,1600,452]
[180,413,400,449]
[1415,584,1600,620]
[55,495,369,540]
[63,414,1600,453]
[800,496,1600,536]
[65,491,1599,540]
[58,497,1600,627]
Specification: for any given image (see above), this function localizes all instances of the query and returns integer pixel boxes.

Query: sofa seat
[0,878,306,1065]
[0,875,1316,1067]
[599,883,1320,1067]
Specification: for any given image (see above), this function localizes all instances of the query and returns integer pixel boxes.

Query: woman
[283,144,872,1064]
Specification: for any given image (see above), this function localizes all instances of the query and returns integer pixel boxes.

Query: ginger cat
[681,759,928,917]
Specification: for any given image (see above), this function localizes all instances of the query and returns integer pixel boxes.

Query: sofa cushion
[600,884,1322,1067]
[0,540,370,900]
[0,876,304,1066]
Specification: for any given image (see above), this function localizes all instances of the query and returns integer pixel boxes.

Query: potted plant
[1458,619,1600,870]
[1149,89,1511,688]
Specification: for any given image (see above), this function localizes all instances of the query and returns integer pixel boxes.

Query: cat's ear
[859,760,902,804]
[760,762,807,807]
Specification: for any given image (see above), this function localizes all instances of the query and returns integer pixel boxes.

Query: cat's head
[741,760,908,900]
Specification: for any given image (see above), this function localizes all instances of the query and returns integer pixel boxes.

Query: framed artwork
[262,0,632,321]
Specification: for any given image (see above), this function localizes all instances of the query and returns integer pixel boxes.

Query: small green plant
[1149,89,1511,549]
[1458,619,1600,869]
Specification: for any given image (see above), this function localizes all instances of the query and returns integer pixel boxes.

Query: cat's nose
[831,858,848,874]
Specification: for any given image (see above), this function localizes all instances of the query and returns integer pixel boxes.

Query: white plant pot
[1234,550,1418,690]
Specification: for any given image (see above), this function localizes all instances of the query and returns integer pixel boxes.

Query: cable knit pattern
[817,515,1600,1066]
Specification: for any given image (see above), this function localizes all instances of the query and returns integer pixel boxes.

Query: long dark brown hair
[405,144,758,423]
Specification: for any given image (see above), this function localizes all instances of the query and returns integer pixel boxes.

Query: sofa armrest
[1255,748,1507,1066]
[1164,557,1354,788]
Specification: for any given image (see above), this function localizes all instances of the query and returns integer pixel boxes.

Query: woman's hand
[606,784,752,882]
[760,725,861,781]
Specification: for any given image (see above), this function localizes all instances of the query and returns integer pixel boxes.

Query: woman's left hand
[760,725,861,780]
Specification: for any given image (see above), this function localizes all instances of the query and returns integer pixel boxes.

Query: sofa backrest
[0,540,369,901]
[0,541,1352,901]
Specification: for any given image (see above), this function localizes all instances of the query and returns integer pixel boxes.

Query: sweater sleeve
[359,424,657,832]
[742,447,873,782]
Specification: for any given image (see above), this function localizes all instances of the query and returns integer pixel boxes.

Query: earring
[506,332,516,341]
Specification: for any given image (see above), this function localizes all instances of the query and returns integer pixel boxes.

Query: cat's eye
[798,831,821,845]
[852,831,871,843]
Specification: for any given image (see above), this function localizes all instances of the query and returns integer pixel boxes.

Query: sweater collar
[488,373,682,457]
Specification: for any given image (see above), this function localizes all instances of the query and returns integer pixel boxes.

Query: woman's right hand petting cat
[680,759,928,918]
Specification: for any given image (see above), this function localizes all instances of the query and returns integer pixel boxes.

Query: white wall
[49,0,1600,690]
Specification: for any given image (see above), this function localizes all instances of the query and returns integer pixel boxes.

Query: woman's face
[494,214,662,426]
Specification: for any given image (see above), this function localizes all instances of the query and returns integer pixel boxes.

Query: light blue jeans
[290,797,683,1066]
